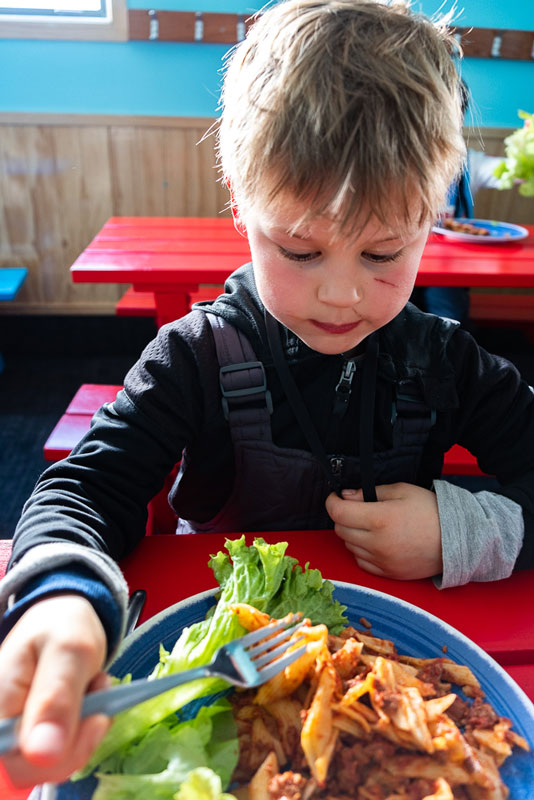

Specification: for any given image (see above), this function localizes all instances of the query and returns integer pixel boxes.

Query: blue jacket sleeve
[0,565,122,659]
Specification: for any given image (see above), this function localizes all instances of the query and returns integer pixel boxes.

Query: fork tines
[242,614,306,668]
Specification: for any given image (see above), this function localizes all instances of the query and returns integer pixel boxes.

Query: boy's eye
[363,250,403,264]
[278,246,321,263]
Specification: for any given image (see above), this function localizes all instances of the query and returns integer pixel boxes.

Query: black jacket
[12,264,534,570]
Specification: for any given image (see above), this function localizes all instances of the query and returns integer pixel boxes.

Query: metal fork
[0,614,306,755]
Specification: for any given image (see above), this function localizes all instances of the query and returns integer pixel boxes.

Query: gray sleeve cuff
[0,542,130,666]
[433,480,524,589]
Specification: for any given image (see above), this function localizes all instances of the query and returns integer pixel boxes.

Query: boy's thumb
[341,488,364,500]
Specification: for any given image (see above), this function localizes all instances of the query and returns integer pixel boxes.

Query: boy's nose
[317,274,361,307]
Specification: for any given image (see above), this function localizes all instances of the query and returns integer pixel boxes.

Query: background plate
[56,582,534,799]
[432,218,529,243]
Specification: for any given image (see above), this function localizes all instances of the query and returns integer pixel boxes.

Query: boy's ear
[231,207,247,238]
[228,183,247,237]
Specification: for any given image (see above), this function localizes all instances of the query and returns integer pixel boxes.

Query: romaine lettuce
[91,701,238,800]
[74,536,347,790]
[494,110,534,196]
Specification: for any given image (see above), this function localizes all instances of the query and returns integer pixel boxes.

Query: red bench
[469,291,534,341]
[116,286,223,318]
[44,384,177,535]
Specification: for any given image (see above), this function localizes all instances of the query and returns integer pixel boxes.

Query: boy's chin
[298,331,367,355]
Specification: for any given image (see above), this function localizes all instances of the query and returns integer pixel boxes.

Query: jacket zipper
[329,358,357,481]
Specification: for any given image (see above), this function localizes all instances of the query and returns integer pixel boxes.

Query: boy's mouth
[311,320,361,334]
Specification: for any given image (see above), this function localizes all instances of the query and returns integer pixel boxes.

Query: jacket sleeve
[447,329,534,570]
[10,320,205,568]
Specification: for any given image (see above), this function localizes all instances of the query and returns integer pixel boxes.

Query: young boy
[1,0,533,788]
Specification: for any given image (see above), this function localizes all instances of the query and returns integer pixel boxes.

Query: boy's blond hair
[217,0,465,233]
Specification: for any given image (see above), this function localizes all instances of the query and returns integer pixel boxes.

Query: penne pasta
[229,608,529,800]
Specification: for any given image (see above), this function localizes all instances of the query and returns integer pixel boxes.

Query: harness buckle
[391,389,436,427]
[219,360,273,420]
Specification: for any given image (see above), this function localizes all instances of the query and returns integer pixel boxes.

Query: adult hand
[0,594,111,788]
[325,482,443,580]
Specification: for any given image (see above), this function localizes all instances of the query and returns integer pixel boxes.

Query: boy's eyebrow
[272,225,418,245]
[280,228,311,240]
[372,235,404,245]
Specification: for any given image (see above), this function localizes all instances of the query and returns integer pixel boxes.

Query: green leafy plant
[494,110,534,197]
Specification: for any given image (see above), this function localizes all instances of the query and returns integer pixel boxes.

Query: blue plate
[55,582,534,799]
[432,218,529,242]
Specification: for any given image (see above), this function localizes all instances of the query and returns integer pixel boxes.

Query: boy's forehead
[248,191,425,243]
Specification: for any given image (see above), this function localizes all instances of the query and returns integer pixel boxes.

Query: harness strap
[208,311,435,502]
[359,332,379,502]
[264,310,341,494]
[207,313,272,443]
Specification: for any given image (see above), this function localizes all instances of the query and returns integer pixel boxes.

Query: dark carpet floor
[0,314,157,538]
[0,314,532,539]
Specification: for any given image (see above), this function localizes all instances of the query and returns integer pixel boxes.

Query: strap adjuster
[391,391,436,427]
[219,360,273,420]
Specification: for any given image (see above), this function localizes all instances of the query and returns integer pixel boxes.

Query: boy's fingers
[0,647,36,720]
[341,536,374,559]
[327,493,378,529]
[328,485,408,529]
[3,713,111,788]
[19,644,105,765]
[340,488,364,500]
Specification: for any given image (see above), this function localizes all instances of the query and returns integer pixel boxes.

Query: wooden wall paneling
[14,125,57,306]
[137,127,168,216]
[109,125,168,216]
[51,125,117,308]
[0,127,40,290]
[32,126,63,304]
[165,125,195,216]
[165,124,230,218]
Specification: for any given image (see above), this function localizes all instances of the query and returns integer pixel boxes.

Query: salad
[70,538,529,800]
[72,537,347,799]
[494,110,534,197]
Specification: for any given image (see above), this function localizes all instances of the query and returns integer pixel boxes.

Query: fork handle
[0,666,209,756]
[81,666,209,717]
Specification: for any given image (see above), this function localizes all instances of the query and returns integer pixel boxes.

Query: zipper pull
[330,456,344,480]
[333,359,356,417]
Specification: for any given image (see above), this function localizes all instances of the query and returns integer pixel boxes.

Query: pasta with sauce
[227,603,530,800]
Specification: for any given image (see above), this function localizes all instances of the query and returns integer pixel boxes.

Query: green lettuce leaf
[494,110,534,196]
[174,767,237,800]
[75,536,347,783]
[91,701,238,800]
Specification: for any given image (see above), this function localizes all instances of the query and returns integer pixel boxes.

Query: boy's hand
[0,594,111,788]
[326,483,443,580]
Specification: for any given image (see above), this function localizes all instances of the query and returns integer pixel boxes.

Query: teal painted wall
[0,1,532,126]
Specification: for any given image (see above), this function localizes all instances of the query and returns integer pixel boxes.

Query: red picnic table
[1,531,533,798]
[71,217,534,327]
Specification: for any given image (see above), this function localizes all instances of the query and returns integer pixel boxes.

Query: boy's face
[242,193,430,355]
